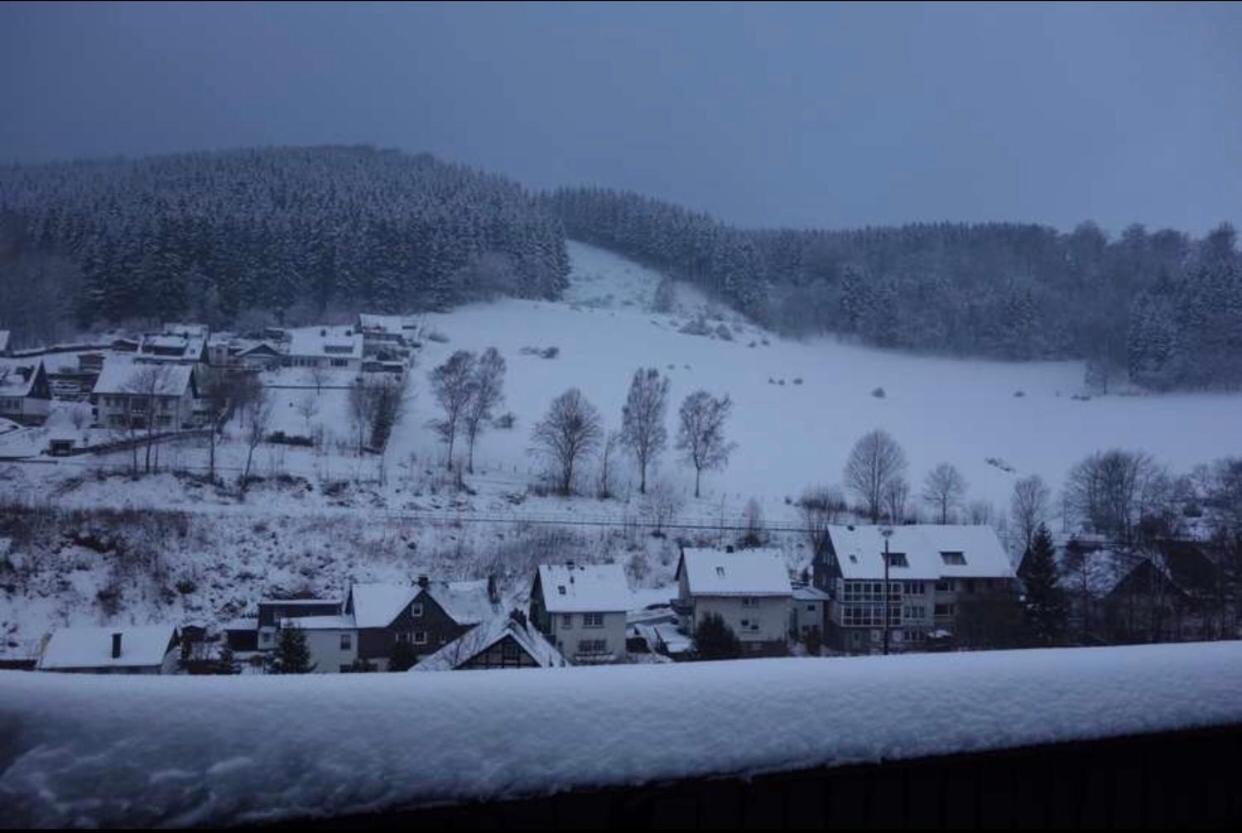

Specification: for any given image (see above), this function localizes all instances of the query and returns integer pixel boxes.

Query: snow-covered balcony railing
[3,642,1242,828]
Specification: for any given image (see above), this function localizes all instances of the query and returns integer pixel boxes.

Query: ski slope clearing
[4,641,1241,826]
[393,241,1242,513]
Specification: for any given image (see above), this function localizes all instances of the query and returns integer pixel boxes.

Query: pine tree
[692,612,742,660]
[270,624,316,674]
[1019,524,1068,647]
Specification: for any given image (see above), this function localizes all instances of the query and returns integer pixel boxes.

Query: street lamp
[880,526,894,656]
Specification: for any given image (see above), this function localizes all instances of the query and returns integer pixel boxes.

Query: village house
[37,624,181,675]
[530,562,631,664]
[674,547,794,656]
[343,577,502,670]
[233,341,284,372]
[813,524,1017,655]
[0,357,51,425]
[1047,535,1222,645]
[790,583,830,642]
[256,598,344,652]
[91,359,199,430]
[284,326,363,372]
[279,615,359,673]
[357,313,419,360]
[136,328,208,365]
[411,612,566,671]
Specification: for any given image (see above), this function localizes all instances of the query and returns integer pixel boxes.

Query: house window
[741,596,758,607]
[577,639,607,654]
[396,632,410,643]
[562,614,573,628]
[884,552,909,568]
[411,603,423,618]
[806,604,816,611]
[935,580,954,592]
[414,631,428,645]
[340,634,352,650]
[934,603,956,617]
[502,641,521,661]
[904,581,925,595]
[331,359,348,367]
[557,585,566,595]
[715,566,725,577]
[940,551,967,566]
[583,613,603,628]
[259,631,272,645]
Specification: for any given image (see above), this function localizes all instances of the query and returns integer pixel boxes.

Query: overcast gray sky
[1,2,1238,234]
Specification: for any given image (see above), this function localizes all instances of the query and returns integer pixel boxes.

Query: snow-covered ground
[4,640,1241,827]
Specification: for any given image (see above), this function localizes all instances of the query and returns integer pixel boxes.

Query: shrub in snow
[714,324,733,341]
[871,386,886,398]
[1014,390,1026,398]
[693,612,742,660]
[748,341,757,348]
[793,377,803,385]
[778,379,786,386]
[679,316,711,337]
[541,346,559,359]
[425,330,449,344]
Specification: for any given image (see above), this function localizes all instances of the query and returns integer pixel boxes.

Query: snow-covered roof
[282,615,356,631]
[827,525,1015,581]
[37,624,177,671]
[162,323,210,338]
[426,580,500,626]
[412,617,566,672]
[8,641,1242,827]
[235,340,282,357]
[358,314,418,334]
[677,548,792,597]
[792,585,831,602]
[91,359,194,397]
[348,583,417,628]
[0,358,42,397]
[537,563,631,613]
[221,618,259,631]
[138,332,206,359]
[287,326,363,360]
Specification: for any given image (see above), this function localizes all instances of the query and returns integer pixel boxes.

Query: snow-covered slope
[394,240,1242,511]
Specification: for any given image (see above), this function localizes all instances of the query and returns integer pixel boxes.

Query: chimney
[111,632,122,659]
[486,574,500,605]
[417,575,429,589]
[320,328,327,337]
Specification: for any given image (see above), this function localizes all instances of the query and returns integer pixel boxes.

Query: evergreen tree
[270,624,316,674]
[692,612,742,660]
[388,639,419,672]
[1019,524,1068,647]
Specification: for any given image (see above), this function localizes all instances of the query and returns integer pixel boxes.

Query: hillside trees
[428,350,477,468]
[844,430,908,523]
[462,347,506,473]
[675,391,735,498]
[922,463,967,524]
[620,368,670,495]
[530,388,603,496]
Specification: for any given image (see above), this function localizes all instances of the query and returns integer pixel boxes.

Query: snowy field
[3,640,1241,826]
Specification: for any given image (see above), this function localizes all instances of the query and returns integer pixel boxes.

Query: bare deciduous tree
[921,463,967,524]
[844,429,908,523]
[644,479,684,536]
[462,347,505,473]
[620,368,669,495]
[675,390,736,498]
[1010,474,1051,553]
[884,476,911,524]
[428,350,477,469]
[294,393,319,438]
[597,429,620,499]
[199,366,241,483]
[530,388,603,496]
[800,485,848,563]
[1063,449,1168,543]
[123,363,175,475]
[240,390,272,492]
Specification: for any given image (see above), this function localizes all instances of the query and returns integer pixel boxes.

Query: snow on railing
[2,642,1242,827]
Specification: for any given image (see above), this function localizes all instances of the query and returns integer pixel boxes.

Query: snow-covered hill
[395,240,1242,512]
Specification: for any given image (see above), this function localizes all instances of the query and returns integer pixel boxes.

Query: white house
[137,331,208,365]
[279,616,358,673]
[284,326,363,372]
[0,358,51,425]
[674,547,793,656]
[38,624,181,674]
[530,562,631,664]
[91,359,199,430]
[813,524,1017,654]
[791,584,830,642]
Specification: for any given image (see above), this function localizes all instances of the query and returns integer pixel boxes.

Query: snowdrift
[3,642,1242,827]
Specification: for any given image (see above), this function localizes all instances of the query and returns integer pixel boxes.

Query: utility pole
[881,526,893,656]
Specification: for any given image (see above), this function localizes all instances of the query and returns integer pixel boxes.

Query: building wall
[691,595,791,648]
[94,389,196,430]
[459,635,541,670]
[301,628,359,673]
[791,599,825,639]
[546,611,626,663]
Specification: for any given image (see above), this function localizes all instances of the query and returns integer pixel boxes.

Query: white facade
[543,611,627,663]
[531,563,631,664]
[298,625,359,673]
[675,548,793,654]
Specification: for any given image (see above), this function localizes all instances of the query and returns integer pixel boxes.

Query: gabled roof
[92,359,194,397]
[537,563,631,613]
[347,584,418,628]
[827,525,1015,581]
[411,617,565,672]
[792,585,831,602]
[235,341,282,357]
[0,358,44,397]
[38,624,178,671]
[677,548,792,597]
[424,580,500,626]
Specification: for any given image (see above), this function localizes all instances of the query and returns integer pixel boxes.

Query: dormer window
[557,585,566,595]
[940,551,967,566]
[715,566,725,577]
[884,552,909,568]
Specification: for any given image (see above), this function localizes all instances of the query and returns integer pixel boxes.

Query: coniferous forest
[0,145,569,333]
[2,146,1240,392]
[544,188,1242,390]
